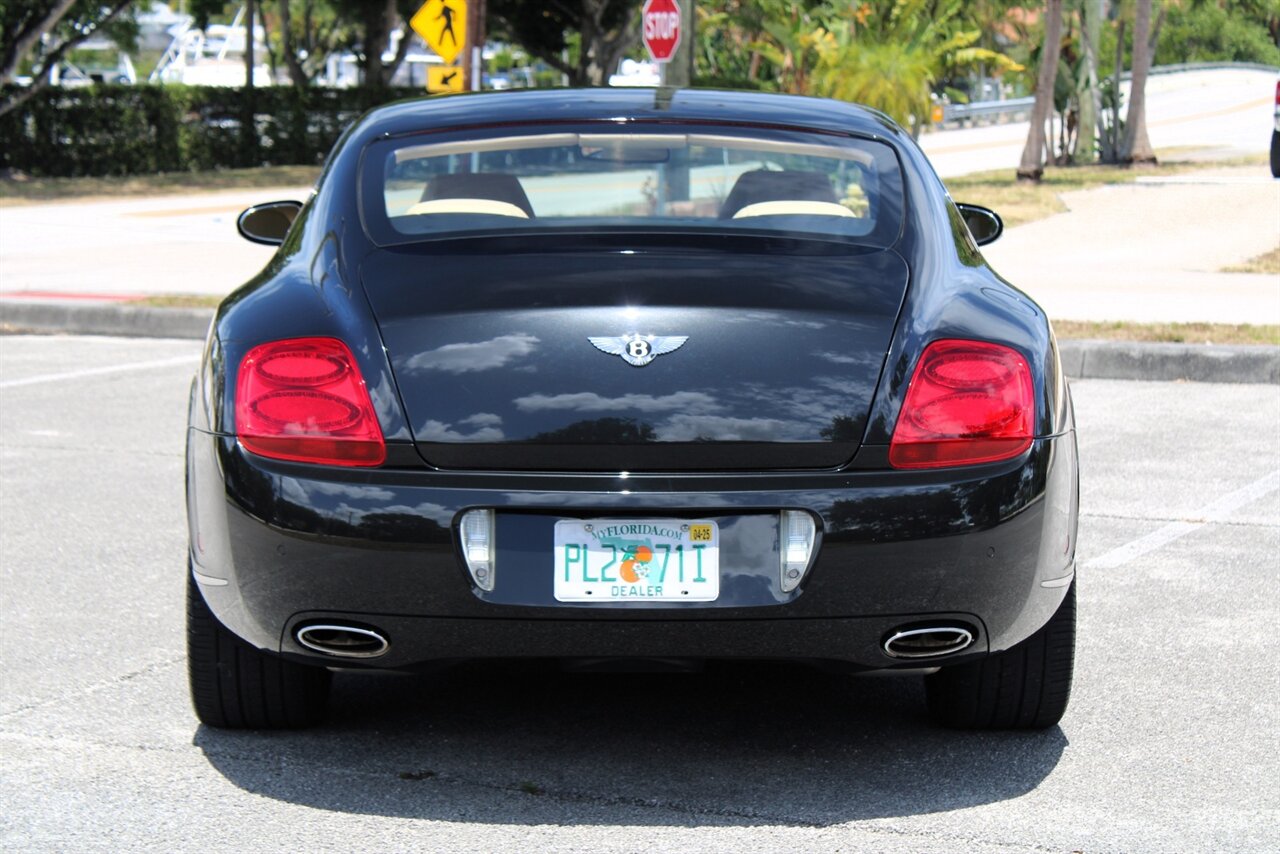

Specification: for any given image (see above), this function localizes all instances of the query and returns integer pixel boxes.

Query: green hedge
[0,84,423,177]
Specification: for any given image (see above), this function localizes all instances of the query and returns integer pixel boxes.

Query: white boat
[150,6,272,87]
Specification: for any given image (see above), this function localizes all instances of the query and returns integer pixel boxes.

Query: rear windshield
[360,124,904,247]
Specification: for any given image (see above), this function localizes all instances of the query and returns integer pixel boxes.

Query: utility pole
[661,0,694,88]
[243,0,255,89]
[241,0,258,168]
[466,0,486,90]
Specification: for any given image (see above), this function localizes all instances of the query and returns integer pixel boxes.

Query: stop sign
[642,0,682,63]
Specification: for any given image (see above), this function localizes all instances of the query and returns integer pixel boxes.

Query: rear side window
[361,124,904,247]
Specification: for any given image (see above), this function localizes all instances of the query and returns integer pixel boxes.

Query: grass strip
[138,294,226,309]
[944,152,1268,228]
[1051,320,1280,346]
[0,165,322,206]
[1221,246,1280,275]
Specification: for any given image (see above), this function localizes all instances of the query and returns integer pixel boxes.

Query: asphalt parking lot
[1,334,1277,852]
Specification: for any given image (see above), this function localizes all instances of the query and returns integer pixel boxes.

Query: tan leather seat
[420,173,535,217]
[719,170,839,218]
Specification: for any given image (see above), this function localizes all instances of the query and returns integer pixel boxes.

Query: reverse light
[889,339,1034,469]
[235,337,385,466]
[780,510,817,593]
[460,509,495,591]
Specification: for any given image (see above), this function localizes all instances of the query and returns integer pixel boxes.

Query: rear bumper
[187,431,1078,670]
[280,611,993,671]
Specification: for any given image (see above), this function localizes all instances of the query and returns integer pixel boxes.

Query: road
[1,334,1277,852]
[919,67,1277,177]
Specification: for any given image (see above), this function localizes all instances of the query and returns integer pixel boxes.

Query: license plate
[553,518,719,602]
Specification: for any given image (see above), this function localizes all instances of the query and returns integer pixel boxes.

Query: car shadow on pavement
[194,659,1066,826]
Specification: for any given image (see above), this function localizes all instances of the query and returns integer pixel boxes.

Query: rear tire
[187,569,331,728]
[1271,130,1280,179]
[925,581,1075,729]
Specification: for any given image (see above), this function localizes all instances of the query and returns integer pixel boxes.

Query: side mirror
[955,203,1004,247]
[237,200,303,246]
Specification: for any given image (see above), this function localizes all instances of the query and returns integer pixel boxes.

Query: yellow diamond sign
[411,0,466,66]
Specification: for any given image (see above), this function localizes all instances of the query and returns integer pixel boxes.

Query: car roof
[356,87,907,143]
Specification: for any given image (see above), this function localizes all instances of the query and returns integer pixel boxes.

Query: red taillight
[235,337,385,466]
[889,339,1034,469]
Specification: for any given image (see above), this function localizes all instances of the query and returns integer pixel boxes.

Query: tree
[807,0,1023,136]
[1118,0,1157,164]
[960,0,1027,103]
[1075,0,1103,163]
[328,0,417,87]
[206,0,414,88]
[813,36,935,130]
[194,0,347,88]
[744,1,831,95]
[0,0,136,116]
[1153,0,1280,67]
[275,0,346,87]
[488,0,642,86]
[696,0,793,87]
[693,2,767,86]
[1017,0,1065,182]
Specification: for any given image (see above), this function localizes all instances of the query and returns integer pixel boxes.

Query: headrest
[422,173,535,217]
[719,170,839,219]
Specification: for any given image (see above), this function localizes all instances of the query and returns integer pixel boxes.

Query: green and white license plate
[554,518,720,602]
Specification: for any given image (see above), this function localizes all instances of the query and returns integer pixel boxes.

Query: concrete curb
[1057,339,1280,384]
[3,300,1278,384]
[1,300,213,341]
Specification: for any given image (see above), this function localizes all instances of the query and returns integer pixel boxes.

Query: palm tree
[814,36,936,132]
[1018,0,1065,181]
[1076,0,1105,163]
[1119,0,1158,164]
[747,1,830,95]
[806,0,1023,135]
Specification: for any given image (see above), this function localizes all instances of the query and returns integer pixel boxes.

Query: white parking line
[0,356,196,389]
[1085,469,1280,570]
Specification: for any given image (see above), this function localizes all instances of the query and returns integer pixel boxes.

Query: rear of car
[185,91,1078,732]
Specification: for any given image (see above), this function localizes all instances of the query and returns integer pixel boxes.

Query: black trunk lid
[360,242,909,471]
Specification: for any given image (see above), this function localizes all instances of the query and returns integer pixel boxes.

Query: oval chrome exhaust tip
[883,626,974,659]
[296,624,389,658]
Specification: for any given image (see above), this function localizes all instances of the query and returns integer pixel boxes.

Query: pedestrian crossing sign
[411,0,466,66]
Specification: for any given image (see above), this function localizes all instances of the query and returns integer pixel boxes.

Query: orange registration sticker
[689,524,714,542]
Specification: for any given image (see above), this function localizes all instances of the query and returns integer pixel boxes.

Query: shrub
[0,84,423,177]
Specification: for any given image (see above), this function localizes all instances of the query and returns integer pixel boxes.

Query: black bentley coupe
[187,88,1078,731]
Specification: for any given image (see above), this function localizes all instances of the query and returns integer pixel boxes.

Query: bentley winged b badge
[588,334,689,367]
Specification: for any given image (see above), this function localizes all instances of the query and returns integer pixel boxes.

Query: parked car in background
[187,88,1079,732]
[1271,79,1279,178]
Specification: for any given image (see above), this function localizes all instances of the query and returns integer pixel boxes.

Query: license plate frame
[553,518,720,603]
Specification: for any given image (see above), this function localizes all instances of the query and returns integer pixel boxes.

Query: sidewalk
[0,186,307,298]
[3,167,1274,323]
[982,166,1280,324]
